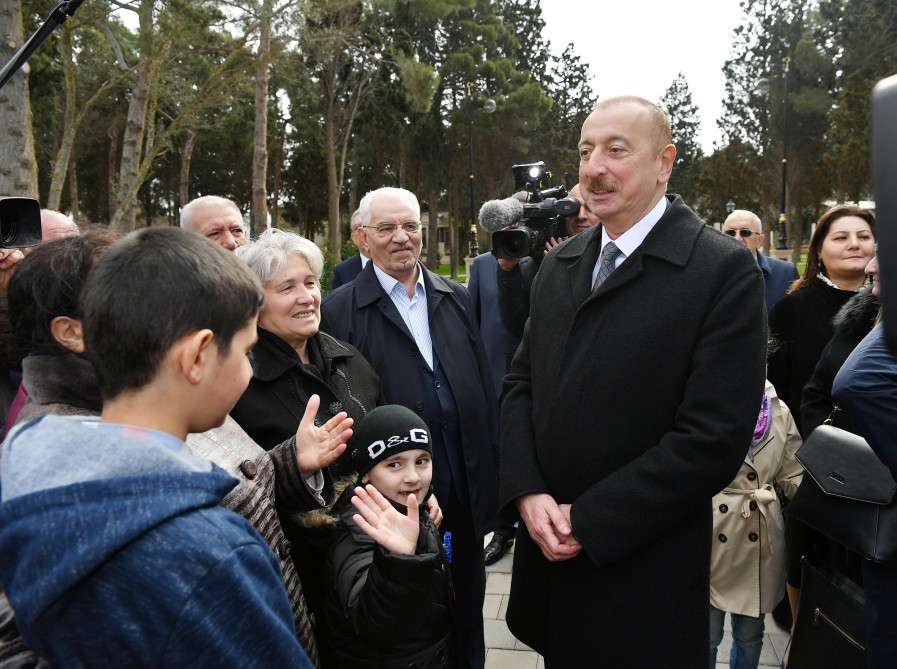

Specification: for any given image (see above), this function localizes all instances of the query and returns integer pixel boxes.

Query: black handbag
[788,557,865,669]
[786,423,897,564]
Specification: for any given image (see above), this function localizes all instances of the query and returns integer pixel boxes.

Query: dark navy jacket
[757,251,799,311]
[834,322,897,480]
[331,253,364,290]
[468,253,521,400]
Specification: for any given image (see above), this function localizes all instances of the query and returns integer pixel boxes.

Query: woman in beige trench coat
[709,380,803,669]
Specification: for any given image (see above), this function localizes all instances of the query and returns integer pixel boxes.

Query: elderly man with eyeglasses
[723,210,799,310]
[320,187,498,669]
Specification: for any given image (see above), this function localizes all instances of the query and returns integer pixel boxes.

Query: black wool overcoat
[499,196,768,667]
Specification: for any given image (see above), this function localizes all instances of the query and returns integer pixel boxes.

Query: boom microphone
[478,197,525,233]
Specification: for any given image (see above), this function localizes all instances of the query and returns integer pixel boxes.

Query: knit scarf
[749,390,772,462]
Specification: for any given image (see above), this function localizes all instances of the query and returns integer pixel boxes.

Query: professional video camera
[0,198,42,248]
[479,162,579,262]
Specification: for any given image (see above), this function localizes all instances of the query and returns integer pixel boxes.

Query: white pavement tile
[484,618,518,650]
[482,593,502,619]
[485,648,539,669]
[497,594,509,621]
[485,571,512,595]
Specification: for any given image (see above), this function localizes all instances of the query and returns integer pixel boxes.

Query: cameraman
[497,184,598,337]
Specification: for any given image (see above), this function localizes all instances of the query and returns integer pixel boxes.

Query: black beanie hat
[350,405,432,477]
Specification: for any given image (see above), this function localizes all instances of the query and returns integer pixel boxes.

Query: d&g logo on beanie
[350,405,434,477]
[367,429,429,460]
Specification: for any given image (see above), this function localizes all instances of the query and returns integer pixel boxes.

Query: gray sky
[540,0,747,152]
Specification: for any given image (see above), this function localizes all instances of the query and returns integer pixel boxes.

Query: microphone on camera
[478,197,525,233]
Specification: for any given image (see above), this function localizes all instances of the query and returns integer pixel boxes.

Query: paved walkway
[482,533,791,669]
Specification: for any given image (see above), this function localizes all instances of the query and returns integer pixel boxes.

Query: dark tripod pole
[0,0,87,91]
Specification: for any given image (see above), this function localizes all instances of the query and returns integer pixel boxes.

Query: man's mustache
[584,179,618,193]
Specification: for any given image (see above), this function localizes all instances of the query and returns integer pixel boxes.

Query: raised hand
[351,484,421,555]
[0,248,25,297]
[294,394,353,475]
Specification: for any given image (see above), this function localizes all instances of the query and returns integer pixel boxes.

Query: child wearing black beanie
[319,405,455,668]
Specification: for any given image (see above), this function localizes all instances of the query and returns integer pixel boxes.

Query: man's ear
[354,227,369,254]
[177,329,215,386]
[49,316,85,353]
[658,144,677,185]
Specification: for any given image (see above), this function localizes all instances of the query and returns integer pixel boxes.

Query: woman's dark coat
[801,288,879,433]
[768,277,858,435]
[499,196,768,667]
[231,327,383,477]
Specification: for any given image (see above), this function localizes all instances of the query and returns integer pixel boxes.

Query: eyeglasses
[724,229,758,238]
[362,221,422,236]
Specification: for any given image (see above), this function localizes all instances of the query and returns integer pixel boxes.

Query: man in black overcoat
[320,187,499,669]
[499,96,768,667]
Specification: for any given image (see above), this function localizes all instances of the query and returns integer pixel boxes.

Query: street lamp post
[466,82,496,261]
[726,199,736,215]
[758,57,791,251]
[777,57,791,251]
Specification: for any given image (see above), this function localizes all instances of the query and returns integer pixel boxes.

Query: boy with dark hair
[0,227,313,668]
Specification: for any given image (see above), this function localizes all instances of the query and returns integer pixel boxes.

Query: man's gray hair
[357,187,421,228]
[350,209,363,231]
[236,228,325,285]
[180,196,243,232]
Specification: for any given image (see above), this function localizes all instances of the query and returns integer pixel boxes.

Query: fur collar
[832,288,880,339]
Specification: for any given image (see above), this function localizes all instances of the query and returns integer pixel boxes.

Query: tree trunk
[325,113,341,260]
[449,220,458,280]
[251,4,271,237]
[107,98,124,220]
[271,121,284,228]
[399,126,408,189]
[47,22,77,211]
[0,0,39,198]
[68,161,80,220]
[179,130,197,209]
[111,0,154,231]
[790,188,802,266]
[426,190,439,271]
[347,155,358,221]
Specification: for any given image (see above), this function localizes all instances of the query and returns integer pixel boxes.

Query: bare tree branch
[106,0,139,12]
[91,20,131,71]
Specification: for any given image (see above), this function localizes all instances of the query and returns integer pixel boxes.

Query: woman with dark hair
[7,228,122,423]
[767,205,875,437]
[767,206,874,661]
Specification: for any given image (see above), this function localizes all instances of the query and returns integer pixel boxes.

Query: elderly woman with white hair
[231,228,382,476]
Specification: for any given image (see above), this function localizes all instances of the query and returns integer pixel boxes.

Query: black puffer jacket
[800,288,880,434]
[231,327,383,477]
[321,485,455,669]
